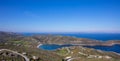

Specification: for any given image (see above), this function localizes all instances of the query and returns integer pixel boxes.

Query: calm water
[84,44,120,53]
[39,44,73,50]
[22,33,120,53]
[53,33,120,41]
[39,44,120,53]
[22,33,120,41]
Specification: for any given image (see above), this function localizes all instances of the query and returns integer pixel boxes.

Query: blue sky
[0,0,120,33]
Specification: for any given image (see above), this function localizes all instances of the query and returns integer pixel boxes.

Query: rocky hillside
[54,46,120,61]
[0,31,120,61]
[0,31,120,47]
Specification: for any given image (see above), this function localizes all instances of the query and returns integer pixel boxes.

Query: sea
[22,33,120,53]
[22,33,120,41]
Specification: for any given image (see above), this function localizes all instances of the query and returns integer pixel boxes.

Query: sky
[0,0,120,33]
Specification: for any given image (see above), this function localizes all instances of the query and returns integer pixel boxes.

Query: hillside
[0,31,120,61]
[54,46,120,61]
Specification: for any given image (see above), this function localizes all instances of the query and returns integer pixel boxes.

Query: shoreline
[37,43,120,54]
[37,43,43,48]
[37,43,120,48]
[112,52,120,56]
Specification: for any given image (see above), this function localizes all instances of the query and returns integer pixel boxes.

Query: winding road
[67,57,80,61]
[0,49,29,61]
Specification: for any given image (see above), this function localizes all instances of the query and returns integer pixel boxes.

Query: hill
[0,31,120,61]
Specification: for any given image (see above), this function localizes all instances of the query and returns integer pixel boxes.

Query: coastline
[112,52,120,56]
[37,43,120,54]
[37,43,42,48]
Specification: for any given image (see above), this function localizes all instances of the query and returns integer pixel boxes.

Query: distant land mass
[20,32,120,46]
[22,32,120,41]
[0,31,120,46]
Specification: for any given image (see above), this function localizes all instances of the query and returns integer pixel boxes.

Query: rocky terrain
[54,46,120,61]
[0,31,120,61]
[1,31,120,46]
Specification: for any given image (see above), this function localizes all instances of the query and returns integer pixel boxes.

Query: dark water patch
[39,44,73,50]
[83,44,120,53]
[39,44,120,54]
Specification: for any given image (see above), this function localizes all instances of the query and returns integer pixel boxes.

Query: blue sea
[22,33,120,53]
[22,33,120,41]
[39,44,73,50]
[39,44,120,53]
[84,44,120,53]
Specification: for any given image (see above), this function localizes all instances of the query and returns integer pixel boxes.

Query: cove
[39,44,73,50]
[39,44,120,54]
